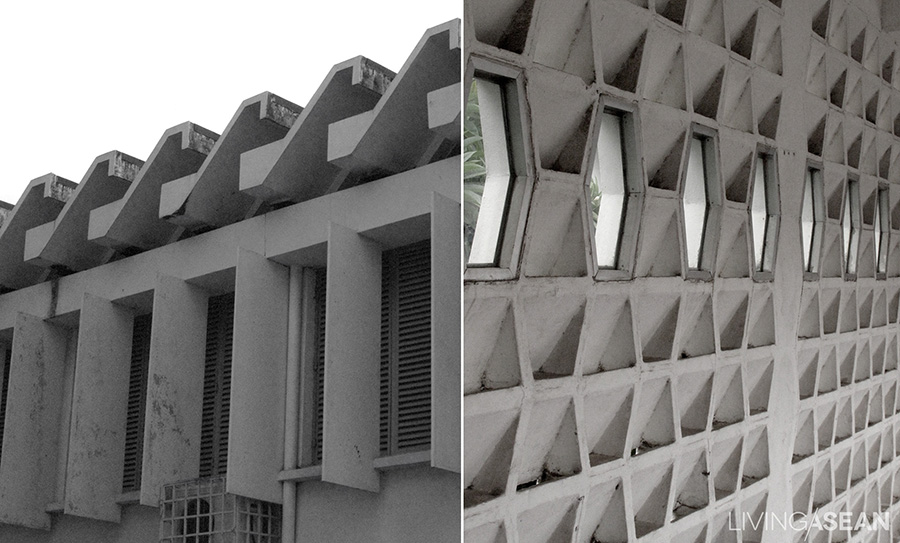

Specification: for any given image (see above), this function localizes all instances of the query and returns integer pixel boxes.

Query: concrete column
[64,293,134,522]
[322,222,382,492]
[140,275,208,506]
[0,313,70,529]
[431,192,461,473]
[227,248,288,504]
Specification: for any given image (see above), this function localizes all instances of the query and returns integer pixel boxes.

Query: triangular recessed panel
[677,370,712,436]
[636,294,680,362]
[712,364,744,428]
[471,0,536,53]
[582,479,628,543]
[712,435,742,499]
[643,37,687,110]
[516,495,578,543]
[632,462,673,538]
[742,428,769,487]
[672,447,709,519]
[584,387,633,466]
[522,294,585,379]
[678,293,715,358]
[516,399,580,489]
[717,290,749,350]
[464,298,521,394]
[465,409,519,507]
[582,296,637,374]
[630,378,675,454]
[746,357,773,415]
[532,0,595,84]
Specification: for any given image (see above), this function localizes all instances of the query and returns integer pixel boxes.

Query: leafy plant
[464,80,485,259]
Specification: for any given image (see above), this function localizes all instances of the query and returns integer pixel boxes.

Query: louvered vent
[380,240,432,456]
[313,269,326,464]
[0,346,10,465]
[200,292,235,478]
[122,313,152,492]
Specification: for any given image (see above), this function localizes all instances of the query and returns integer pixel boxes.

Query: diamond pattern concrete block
[793,410,815,463]
[677,370,713,436]
[677,293,715,358]
[581,296,637,374]
[630,377,675,453]
[807,41,828,98]
[812,459,833,508]
[584,386,633,465]
[643,28,687,110]
[516,495,579,543]
[711,434,742,499]
[818,346,838,395]
[465,522,507,543]
[686,0,725,47]
[595,3,649,93]
[754,12,782,75]
[641,102,688,191]
[742,426,769,488]
[793,467,813,514]
[821,288,840,335]
[521,292,585,378]
[635,198,682,276]
[515,398,581,488]
[672,447,709,519]
[839,342,855,385]
[716,289,749,350]
[580,478,628,543]
[798,286,820,339]
[471,0,536,53]
[741,492,768,543]
[719,134,754,202]
[817,404,835,450]
[464,408,519,507]
[798,348,819,400]
[746,357,773,415]
[464,297,521,395]
[527,68,595,173]
[840,288,858,332]
[631,461,672,537]
[727,2,757,61]
[532,0,595,84]
[524,187,589,277]
[635,292,680,362]
[712,363,744,429]
[687,38,726,119]
[716,211,751,278]
[721,62,754,132]
[836,398,852,443]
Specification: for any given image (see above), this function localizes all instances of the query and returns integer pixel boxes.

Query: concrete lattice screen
[464,0,900,541]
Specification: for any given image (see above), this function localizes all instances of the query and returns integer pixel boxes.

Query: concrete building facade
[463,0,900,542]
[0,20,460,543]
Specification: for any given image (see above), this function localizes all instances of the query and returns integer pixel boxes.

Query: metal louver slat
[0,347,10,465]
[200,292,235,478]
[313,269,326,464]
[380,240,432,456]
[122,313,152,492]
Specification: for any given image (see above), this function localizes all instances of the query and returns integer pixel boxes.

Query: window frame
[876,183,890,279]
[843,176,861,280]
[463,57,534,282]
[802,162,826,281]
[749,147,780,281]
[584,97,644,281]
[681,124,722,281]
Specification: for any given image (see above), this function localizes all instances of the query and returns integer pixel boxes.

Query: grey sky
[0,0,460,204]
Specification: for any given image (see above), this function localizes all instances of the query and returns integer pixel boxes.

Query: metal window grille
[122,312,152,492]
[380,240,432,456]
[312,270,326,464]
[159,477,281,543]
[0,346,10,464]
[200,293,235,478]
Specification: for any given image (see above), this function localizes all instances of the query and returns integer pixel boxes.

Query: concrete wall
[295,467,460,543]
[463,0,900,541]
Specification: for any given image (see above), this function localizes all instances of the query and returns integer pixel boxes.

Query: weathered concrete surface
[158,92,301,230]
[0,175,76,290]
[321,222,382,492]
[24,151,142,271]
[239,58,393,204]
[0,313,70,530]
[88,122,217,251]
[139,275,208,506]
[227,249,288,504]
[64,293,134,522]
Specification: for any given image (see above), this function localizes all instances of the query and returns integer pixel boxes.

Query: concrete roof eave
[88,122,219,252]
[159,92,302,231]
[238,56,395,206]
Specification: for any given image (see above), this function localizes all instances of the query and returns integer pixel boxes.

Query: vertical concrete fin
[430,192,460,473]
[226,249,288,503]
[140,275,208,506]
[321,222,381,492]
[64,293,134,522]
[0,313,69,530]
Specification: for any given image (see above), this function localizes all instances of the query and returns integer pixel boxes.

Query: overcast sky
[0,1,460,204]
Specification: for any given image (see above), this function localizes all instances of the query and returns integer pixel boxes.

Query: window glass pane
[844,181,859,274]
[465,78,512,266]
[801,169,815,271]
[875,191,882,266]
[683,136,709,269]
[877,188,888,274]
[842,183,851,264]
[751,156,768,271]
[590,111,628,268]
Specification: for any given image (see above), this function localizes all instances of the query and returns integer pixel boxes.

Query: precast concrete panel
[64,293,134,522]
[431,192,461,473]
[227,248,289,504]
[140,275,208,506]
[0,313,70,529]
[322,222,382,492]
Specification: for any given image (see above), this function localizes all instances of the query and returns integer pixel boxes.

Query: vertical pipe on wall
[282,265,303,543]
